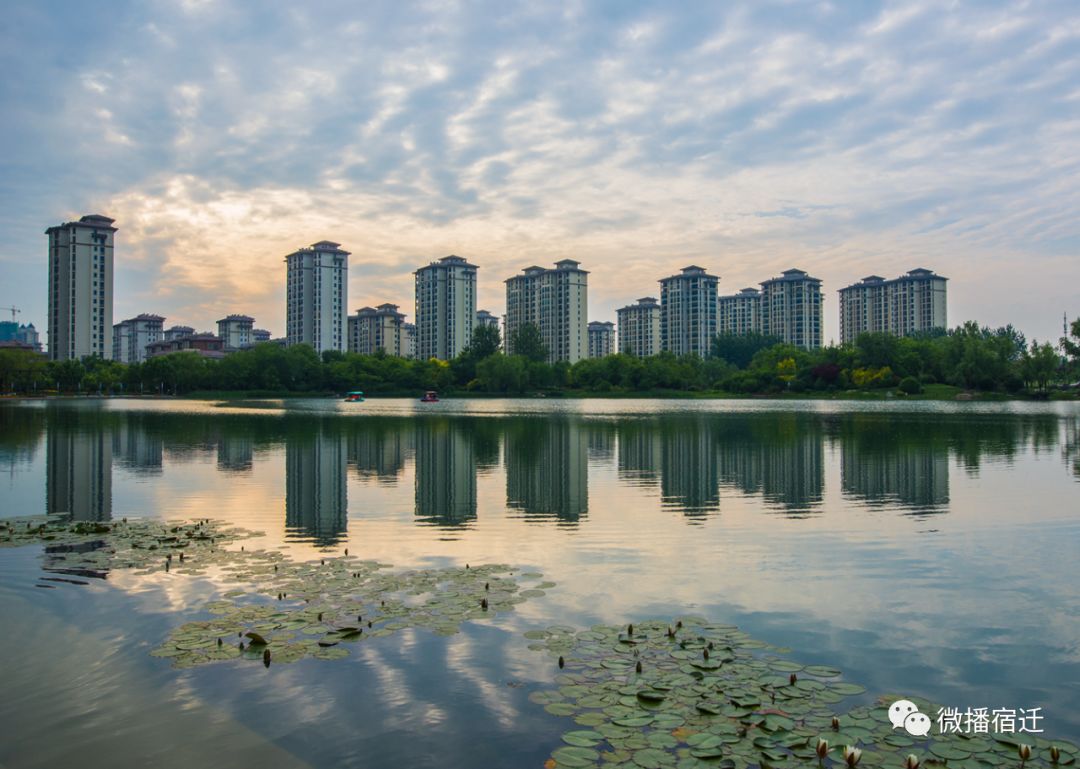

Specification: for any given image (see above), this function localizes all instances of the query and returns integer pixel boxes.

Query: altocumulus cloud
[0,0,1077,340]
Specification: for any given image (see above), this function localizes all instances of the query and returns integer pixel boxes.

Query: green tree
[1021,341,1060,391]
[48,359,86,392]
[466,324,501,360]
[1062,317,1080,378]
[0,349,47,393]
[509,323,548,363]
[711,332,782,369]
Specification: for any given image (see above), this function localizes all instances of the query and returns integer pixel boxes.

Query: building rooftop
[588,321,615,329]
[907,268,947,280]
[286,241,350,258]
[660,265,718,282]
[46,213,118,233]
[218,314,255,323]
[719,288,760,299]
[416,254,478,272]
[618,297,662,312]
[839,268,947,292]
[762,268,820,285]
[508,260,589,281]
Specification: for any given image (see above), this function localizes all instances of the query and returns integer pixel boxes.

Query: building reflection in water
[617,420,661,488]
[216,435,254,473]
[659,419,719,520]
[1065,417,1080,480]
[26,404,1076,540]
[47,425,113,522]
[414,420,477,528]
[347,420,411,485]
[838,416,950,515]
[285,424,347,545]
[715,415,824,517]
[505,418,588,524]
[112,421,163,476]
[587,422,616,464]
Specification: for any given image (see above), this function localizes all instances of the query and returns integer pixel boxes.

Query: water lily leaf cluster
[154,555,548,668]
[0,514,259,578]
[525,618,1078,769]
[1,514,550,670]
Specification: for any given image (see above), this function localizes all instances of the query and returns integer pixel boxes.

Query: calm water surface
[1,398,1079,768]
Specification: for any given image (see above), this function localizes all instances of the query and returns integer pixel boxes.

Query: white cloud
[1,0,1077,341]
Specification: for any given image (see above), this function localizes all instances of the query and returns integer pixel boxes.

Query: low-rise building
[112,314,165,364]
[146,333,225,359]
[217,314,255,350]
[252,329,271,344]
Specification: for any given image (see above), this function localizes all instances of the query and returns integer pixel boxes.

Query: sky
[1,0,1077,345]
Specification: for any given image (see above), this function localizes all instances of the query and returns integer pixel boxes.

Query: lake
[1,398,1078,768]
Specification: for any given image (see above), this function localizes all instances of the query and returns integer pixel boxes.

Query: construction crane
[1,306,20,323]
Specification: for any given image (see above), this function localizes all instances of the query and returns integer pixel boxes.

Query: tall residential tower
[46,214,117,360]
[659,266,718,357]
[717,288,762,336]
[838,269,948,343]
[760,268,823,350]
[504,259,589,363]
[285,241,348,353]
[414,255,477,361]
[617,297,661,358]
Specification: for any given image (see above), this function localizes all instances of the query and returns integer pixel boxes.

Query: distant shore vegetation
[2,319,1079,400]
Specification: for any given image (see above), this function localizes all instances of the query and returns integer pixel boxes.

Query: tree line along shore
[2,319,1079,399]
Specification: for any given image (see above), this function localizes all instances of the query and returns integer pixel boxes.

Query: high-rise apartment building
[659,266,718,357]
[402,323,417,359]
[414,255,477,360]
[504,259,588,363]
[760,268,823,350]
[717,288,762,336]
[476,309,499,330]
[252,328,271,344]
[112,314,165,363]
[45,214,117,360]
[217,314,255,350]
[838,268,948,343]
[348,303,407,356]
[616,297,661,358]
[588,321,615,358]
[285,240,348,354]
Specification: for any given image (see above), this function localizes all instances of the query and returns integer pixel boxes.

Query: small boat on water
[344,391,365,402]
[420,390,439,403]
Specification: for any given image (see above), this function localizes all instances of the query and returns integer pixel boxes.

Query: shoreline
[3,386,1076,403]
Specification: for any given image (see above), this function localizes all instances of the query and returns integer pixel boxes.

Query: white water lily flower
[843,745,862,767]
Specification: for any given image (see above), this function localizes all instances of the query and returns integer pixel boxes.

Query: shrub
[898,376,923,395]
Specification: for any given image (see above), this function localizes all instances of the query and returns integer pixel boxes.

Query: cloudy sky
[1,0,1077,344]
